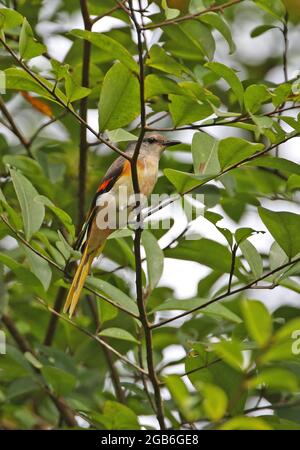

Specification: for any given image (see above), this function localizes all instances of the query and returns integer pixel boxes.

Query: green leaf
[244,84,271,113]
[169,94,213,126]
[259,207,300,259]
[10,168,45,240]
[219,416,272,430]
[197,382,228,421]
[254,0,286,20]
[100,401,139,430]
[164,168,213,193]
[99,62,139,131]
[36,196,75,239]
[205,61,244,108]
[41,366,77,396]
[86,277,138,316]
[19,18,46,60]
[213,340,244,372]
[142,230,164,290]
[106,129,137,143]
[251,24,278,38]
[200,12,235,54]
[202,303,242,324]
[99,327,138,343]
[21,245,52,291]
[0,8,23,30]
[146,45,187,76]
[69,29,138,73]
[64,73,91,102]
[218,137,264,170]
[241,299,273,347]
[239,239,263,279]
[164,375,199,421]
[145,74,183,99]
[154,297,208,312]
[165,238,242,274]
[4,68,68,106]
[191,131,220,175]
[247,157,300,176]
[247,368,298,392]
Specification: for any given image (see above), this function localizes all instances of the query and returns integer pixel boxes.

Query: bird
[63,133,180,317]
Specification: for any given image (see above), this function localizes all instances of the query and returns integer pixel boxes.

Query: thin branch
[142,0,242,30]
[28,111,67,146]
[151,254,300,329]
[129,0,166,430]
[0,96,33,157]
[78,0,92,229]
[37,297,148,376]
[227,243,238,294]
[91,0,129,25]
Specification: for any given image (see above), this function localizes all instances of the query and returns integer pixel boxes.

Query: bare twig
[142,0,242,30]
[151,254,300,329]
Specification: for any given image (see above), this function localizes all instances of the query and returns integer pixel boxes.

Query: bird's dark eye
[146,137,156,144]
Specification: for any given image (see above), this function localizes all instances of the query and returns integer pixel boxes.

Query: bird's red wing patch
[97,177,113,193]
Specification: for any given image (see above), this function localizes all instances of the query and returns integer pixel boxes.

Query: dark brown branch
[128,1,166,430]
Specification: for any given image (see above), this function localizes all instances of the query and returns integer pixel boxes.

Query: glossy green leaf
[142,230,164,290]
[191,131,220,175]
[19,18,46,60]
[259,207,300,259]
[10,168,45,240]
[218,137,264,170]
[241,299,273,347]
[99,328,138,343]
[205,61,244,108]
[70,29,138,72]
[99,62,139,131]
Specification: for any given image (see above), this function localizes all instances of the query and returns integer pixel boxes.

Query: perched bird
[63,133,180,317]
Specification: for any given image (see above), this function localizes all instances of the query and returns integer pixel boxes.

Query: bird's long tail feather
[63,242,105,317]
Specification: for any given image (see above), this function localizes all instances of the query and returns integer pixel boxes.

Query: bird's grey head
[140,133,181,156]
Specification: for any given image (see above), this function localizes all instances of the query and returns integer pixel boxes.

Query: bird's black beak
[164,140,181,147]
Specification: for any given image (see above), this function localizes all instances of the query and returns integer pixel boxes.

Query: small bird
[63,133,180,317]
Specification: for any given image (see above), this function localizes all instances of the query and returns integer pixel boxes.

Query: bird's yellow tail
[63,243,104,317]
